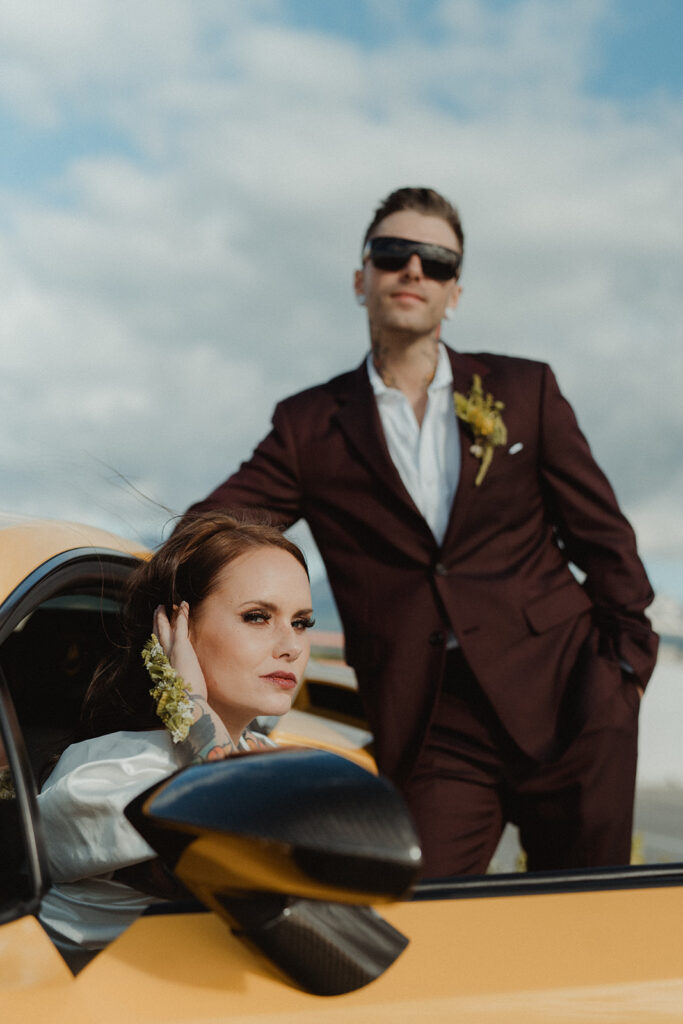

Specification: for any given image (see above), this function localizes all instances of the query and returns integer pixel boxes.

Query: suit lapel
[441,348,492,550]
[333,350,497,550]
[333,359,433,534]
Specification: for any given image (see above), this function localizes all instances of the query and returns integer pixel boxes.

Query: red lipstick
[261,672,298,690]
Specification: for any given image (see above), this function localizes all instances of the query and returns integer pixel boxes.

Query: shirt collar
[366,342,453,398]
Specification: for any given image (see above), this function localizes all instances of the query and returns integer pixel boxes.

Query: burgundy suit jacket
[188,347,658,782]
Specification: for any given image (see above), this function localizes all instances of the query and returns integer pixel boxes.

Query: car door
[3,539,683,1023]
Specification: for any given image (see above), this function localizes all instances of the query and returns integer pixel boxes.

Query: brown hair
[76,511,308,740]
[362,186,464,263]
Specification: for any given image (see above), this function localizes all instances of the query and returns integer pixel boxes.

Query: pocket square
[508,442,524,455]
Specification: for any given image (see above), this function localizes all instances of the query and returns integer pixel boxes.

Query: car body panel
[0,516,148,599]
[270,708,375,772]
[0,915,73,990]
[4,889,683,1023]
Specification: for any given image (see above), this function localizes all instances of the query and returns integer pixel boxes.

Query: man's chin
[372,311,439,338]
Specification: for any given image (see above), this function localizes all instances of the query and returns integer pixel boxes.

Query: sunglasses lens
[367,238,459,281]
[419,259,454,282]
[371,254,408,273]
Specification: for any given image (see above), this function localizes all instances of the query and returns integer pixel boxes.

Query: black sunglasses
[363,236,462,282]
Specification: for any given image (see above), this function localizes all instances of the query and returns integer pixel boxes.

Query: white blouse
[37,728,271,964]
[37,730,187,961]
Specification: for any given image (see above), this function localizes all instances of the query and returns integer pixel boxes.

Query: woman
[37,512,314,968]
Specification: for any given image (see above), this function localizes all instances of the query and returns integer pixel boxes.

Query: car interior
[0,761,29,908]
[0,594,122,783]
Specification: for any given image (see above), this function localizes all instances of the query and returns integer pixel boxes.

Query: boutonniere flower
[454,374,507,486]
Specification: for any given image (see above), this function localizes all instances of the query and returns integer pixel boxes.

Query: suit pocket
[567,623,639,729]
[524,579,593,634]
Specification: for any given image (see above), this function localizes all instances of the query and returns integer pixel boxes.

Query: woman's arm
[181,696,239,761]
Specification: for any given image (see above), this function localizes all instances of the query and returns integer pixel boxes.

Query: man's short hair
[362,187,464,256]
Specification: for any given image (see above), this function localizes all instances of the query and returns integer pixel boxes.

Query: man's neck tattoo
[372,339,439,391]
[422,350,439,388]
[372,340,399,388]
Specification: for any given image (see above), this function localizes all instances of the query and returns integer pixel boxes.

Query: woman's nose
[274,627,302,660]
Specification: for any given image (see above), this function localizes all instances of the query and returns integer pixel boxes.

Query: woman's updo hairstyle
[76,511,308,740]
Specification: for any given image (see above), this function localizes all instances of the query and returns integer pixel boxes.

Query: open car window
[0,547,141,960]
[0,550,137,780]
[0,547,139,932]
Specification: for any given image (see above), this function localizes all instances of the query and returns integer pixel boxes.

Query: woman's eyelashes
[293,615,316,631]
[242,609,270,624]
[240,609,315,630]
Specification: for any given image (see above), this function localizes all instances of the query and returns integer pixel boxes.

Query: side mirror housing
[126,747,422,995]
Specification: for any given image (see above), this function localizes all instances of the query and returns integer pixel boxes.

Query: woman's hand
[154,602,207,701]
[154,603,237,761]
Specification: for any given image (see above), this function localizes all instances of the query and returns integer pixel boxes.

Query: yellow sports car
[2,516,683,1023]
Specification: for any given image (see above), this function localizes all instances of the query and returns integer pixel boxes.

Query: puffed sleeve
[38,731,185,883]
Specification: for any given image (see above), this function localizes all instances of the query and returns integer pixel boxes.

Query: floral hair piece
[0,769,15,800]
[142,634,194,743]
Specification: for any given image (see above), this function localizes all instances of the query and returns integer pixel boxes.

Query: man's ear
[353,269,366,305]
[446,283,463,313]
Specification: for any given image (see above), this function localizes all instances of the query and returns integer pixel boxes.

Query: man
[186,187,658,877]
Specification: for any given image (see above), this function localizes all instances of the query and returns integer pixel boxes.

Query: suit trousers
[401,649,640,878]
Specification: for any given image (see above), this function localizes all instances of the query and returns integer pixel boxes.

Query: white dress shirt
[366,343,460,546]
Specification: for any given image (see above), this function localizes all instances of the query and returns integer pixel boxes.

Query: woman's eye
[293,616,316,631]
[242,610,270,624]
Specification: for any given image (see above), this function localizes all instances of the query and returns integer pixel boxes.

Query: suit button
[434,562,448,576]
[429,630,445,646]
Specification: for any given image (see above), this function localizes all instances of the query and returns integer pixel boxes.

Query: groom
[184,187,658,876]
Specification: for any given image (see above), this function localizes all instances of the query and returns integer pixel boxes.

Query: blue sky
[586,1,683,98]
[281,0,683,102]
[0,0,681,604]
[3,1,681,191]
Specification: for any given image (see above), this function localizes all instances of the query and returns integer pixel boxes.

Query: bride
[37,511,313,968]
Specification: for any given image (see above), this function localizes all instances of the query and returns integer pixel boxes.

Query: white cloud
[0,0,680,578]
[630,473,683,559]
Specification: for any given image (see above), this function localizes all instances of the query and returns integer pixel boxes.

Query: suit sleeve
[538,365,658,689]
[185,401,304,529]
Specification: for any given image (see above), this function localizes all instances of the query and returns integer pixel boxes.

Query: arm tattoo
[180,697,237,762]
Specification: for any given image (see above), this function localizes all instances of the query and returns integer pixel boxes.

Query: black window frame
[0,666,49,924]
[0,548,139,646]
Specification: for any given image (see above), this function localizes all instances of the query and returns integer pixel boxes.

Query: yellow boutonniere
[454,374,507,486]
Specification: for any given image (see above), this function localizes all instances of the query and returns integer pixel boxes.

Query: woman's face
[189,546,313,740]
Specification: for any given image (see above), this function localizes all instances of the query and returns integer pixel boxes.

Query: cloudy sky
[1,0,681,597]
